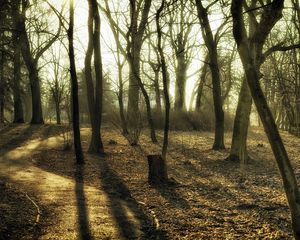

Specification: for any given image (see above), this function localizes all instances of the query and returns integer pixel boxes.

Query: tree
[102,0,157,144]
[231,0,300,237]
[126,0,152,128]
[14,0,61,124]
[147,0,169,185]
[68,0,84,164]
[169,0,195,111]
[84,0,105,153]
[195,0,226,150]
[228,0,300,163]
[101,0,128,135]
[47,47,68,125]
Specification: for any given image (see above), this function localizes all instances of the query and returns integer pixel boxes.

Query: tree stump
[147,154,168,185]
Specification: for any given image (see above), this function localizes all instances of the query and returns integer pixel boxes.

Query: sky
[43,0,231,111]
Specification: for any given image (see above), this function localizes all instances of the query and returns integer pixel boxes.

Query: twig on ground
[25,192,41,225]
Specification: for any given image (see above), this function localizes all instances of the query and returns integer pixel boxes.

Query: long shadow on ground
[0,124,46,151]
[97,156,166,239]
[75,165,92,240]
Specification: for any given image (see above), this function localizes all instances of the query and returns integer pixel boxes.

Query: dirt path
[0,124,156,240]
[1,124,299,239]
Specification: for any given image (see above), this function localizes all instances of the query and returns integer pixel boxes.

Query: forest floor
[0,123,299,239]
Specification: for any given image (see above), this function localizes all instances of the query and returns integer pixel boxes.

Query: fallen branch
[25,192,41,225]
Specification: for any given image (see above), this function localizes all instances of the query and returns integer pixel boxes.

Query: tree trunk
[0,41,5,125]
[68,0,84,164]
[12,39,24,123]
[128,58,158,144]
[195,0,225,150]
[243,52,300,239]
[228,77,252,163]
[18,9,43,124]
[232,1,300,238]
[55,101,61,125]
[117,61,128,135]
[127,52,141,128]
[85,0,104,154]
[147,155,168,185]
[154,69,162,115]
[174,53,187,111]
[195,55,209,112]
[0,51,4,124]
[12,0,24,123]
[126,0,152,128]
[150,0,169,184]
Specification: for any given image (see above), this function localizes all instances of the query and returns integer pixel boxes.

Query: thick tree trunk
[55,101,61,125]
[19,11,43,124]
[232,1,300,238]
[13,39,24,123]
[127,52,141,127]
[28,66,44,124]
[228,78,252,163]
[85,0,104,154]
[210,54,225,150]
[147,155,168,185]
[174,53,187,111]
[12,0,24,123]
[244,55,300,239]
[0,51,4,124]
[68,0,84,164]
[126,0,152,128]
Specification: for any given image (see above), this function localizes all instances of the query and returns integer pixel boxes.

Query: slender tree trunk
[117,61,128,135]
[195,55,209,112]
[228,77,252,163]
[68,0,84,164]
[154,69,162,115]
[128,58,158,143]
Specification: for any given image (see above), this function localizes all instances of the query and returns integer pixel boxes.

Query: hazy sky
[45,0,229,110]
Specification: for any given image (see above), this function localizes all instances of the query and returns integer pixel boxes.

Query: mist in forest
[0,0,300,239]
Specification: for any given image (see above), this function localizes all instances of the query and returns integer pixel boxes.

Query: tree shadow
[131,144,190,211]
[0,124,43,151]
[0,123,17,135]
[97,157,166,239]
[152,181,190,210]
[75,165,92,240]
